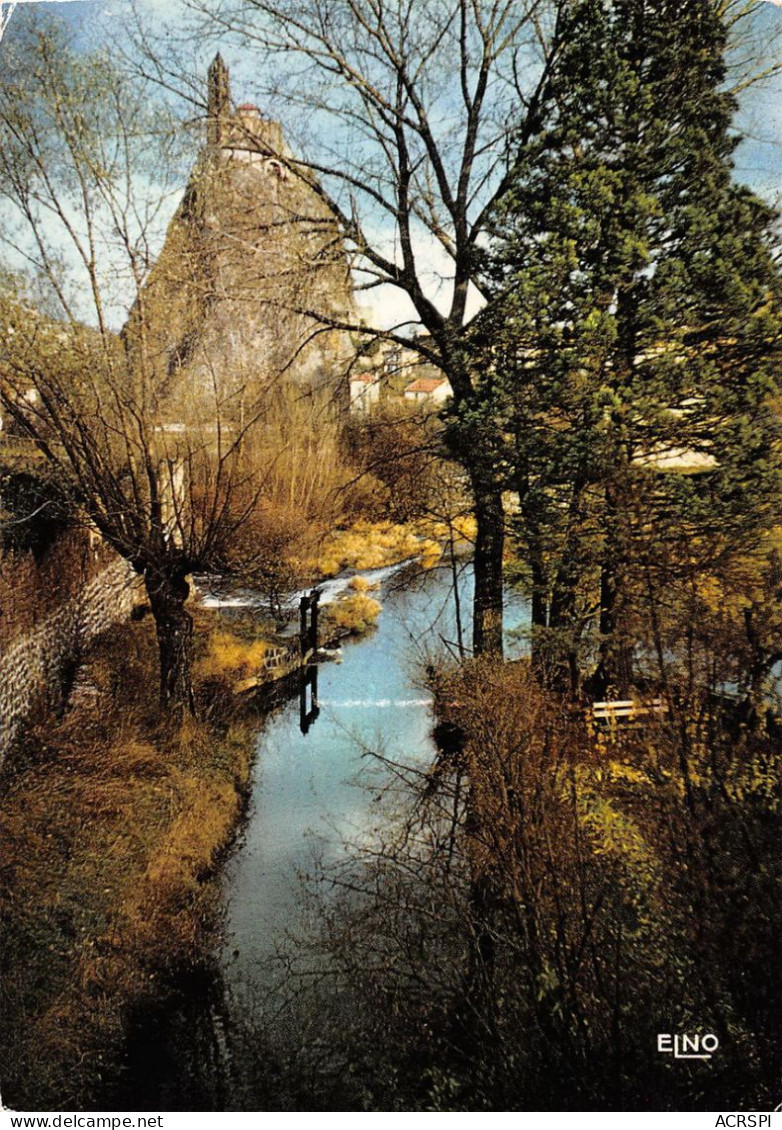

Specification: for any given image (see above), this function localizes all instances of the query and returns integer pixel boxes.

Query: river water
[115,560,528,1109]
[221,560,528,1011]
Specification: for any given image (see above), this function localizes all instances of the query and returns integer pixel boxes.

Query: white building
[403,375,452,405]
[349,372,381,413]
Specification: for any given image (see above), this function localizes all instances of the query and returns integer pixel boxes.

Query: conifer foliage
[478,0,781,693]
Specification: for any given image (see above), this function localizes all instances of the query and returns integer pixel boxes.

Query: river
[221,559,527,1006]
[115,559,528,1110]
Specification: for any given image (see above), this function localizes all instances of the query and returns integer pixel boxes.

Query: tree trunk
[548,554,584,697]
[519,467,590,694]
[145,569,195,714]
[589,484,632,698]
[471,475,505,657]
[448,521,466,658]
[529,549,549,679]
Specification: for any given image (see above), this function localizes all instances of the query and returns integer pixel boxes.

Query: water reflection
[115,562,529,1109]
[221,561,529,1004]
[299,662,319,734]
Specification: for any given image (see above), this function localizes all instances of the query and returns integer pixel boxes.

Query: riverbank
[0,548,396,1111]
[0,532,447,1110]
[0,611,263,1110]
[309,516,475,578]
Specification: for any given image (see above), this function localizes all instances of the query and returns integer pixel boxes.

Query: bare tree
[0,17,345,711]
[134,0,778,660]
[150,0,574,657]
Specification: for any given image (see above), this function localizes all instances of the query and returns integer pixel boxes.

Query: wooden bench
[591,698,669,727]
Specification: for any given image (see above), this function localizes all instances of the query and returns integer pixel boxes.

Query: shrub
[258,659,781,1111]
[196,631,271,679]
[321,593,381,639]
[312,520,437,576]
[348,575,373,593]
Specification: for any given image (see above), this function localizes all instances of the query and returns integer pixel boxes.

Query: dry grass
[312,519,443,576]
[420,513,477,547]
[196,629,272,679]
[348,575,375,593]
[0,617,258,1109]
[321,592,382,640]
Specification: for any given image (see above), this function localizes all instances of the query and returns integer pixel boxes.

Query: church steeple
[207,53,230,148]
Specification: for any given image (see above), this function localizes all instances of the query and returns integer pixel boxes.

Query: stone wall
[0,558,144,765]
[262,642,299,674]
[231,640,302,696]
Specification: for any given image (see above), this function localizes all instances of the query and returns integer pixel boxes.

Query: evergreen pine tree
[480,0,781,694]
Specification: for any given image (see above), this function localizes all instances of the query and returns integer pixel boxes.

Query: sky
[4,0,778,178]
[0,0,780,331]
[9,0,779,201]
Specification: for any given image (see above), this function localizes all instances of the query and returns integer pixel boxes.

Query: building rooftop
[405,376,448,393]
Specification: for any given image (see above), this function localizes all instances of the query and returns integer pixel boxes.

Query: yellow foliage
[577,794,661,897]
[196,630,270,678]
[323,592,382,636]
[419,513,476,547]
[143,770,238,893]
[348,575,372,592]
[318,557,341,577]
[695,526,782,614]
[312,519,444,576]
